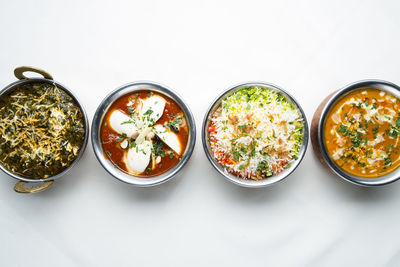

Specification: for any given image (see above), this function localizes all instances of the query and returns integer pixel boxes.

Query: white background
[1,0,400,266]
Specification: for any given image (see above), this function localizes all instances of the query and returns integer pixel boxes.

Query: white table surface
[1,0,400,266]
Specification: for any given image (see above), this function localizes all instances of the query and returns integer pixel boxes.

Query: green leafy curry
[0,82,85,178]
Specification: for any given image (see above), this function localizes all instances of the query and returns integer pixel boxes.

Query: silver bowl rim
[0,78,89,182]
[318,79,400,187]
[91,81,196,187]
[202,81,309,188]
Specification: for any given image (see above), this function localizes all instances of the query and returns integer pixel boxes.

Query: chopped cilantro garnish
[250,146,256,157]
[143,109,153,116]
[351,132,363,148]
[130,140,136,148]
[233,151,241,161]
[337,124,348,134]
[372,125,379,134]
[238,125,247,132]
[121,120,135,125]
[396,117,400,128]
[151,141,165,157]
[167,116,182,128]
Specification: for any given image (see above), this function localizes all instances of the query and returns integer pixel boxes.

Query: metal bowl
[202,82,309,188]
[316,79,400,186]
[91,81,196,187]
[0,66,89,193]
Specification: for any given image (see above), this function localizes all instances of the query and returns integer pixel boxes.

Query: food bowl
[91,81,196,187]
[0,66,89,193]
[202,82,309,188]
[311,79,400,186]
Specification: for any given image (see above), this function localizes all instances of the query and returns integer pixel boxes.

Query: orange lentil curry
[324,88,400,178]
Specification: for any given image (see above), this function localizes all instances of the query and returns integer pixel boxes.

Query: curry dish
[100,91,188,177]
[0,82,86,178]
[324,88,400,178]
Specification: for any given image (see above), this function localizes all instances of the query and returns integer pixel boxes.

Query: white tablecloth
[1,0,400,266]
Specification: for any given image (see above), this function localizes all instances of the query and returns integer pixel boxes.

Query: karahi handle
[14,180,54,194]
[14,66,53,80]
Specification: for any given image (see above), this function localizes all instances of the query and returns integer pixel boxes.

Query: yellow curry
[324,88,400,178]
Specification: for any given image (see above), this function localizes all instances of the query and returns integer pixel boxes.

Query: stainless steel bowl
[202,82,309,188]
[0,66,89,193]
[91,81,196,187]
[317,79,400,186]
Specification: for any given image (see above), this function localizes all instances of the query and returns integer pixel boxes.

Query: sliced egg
[124,140,152,174]
[153,124,182,155]
[109,110,138,137]
[140,95,166,125]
